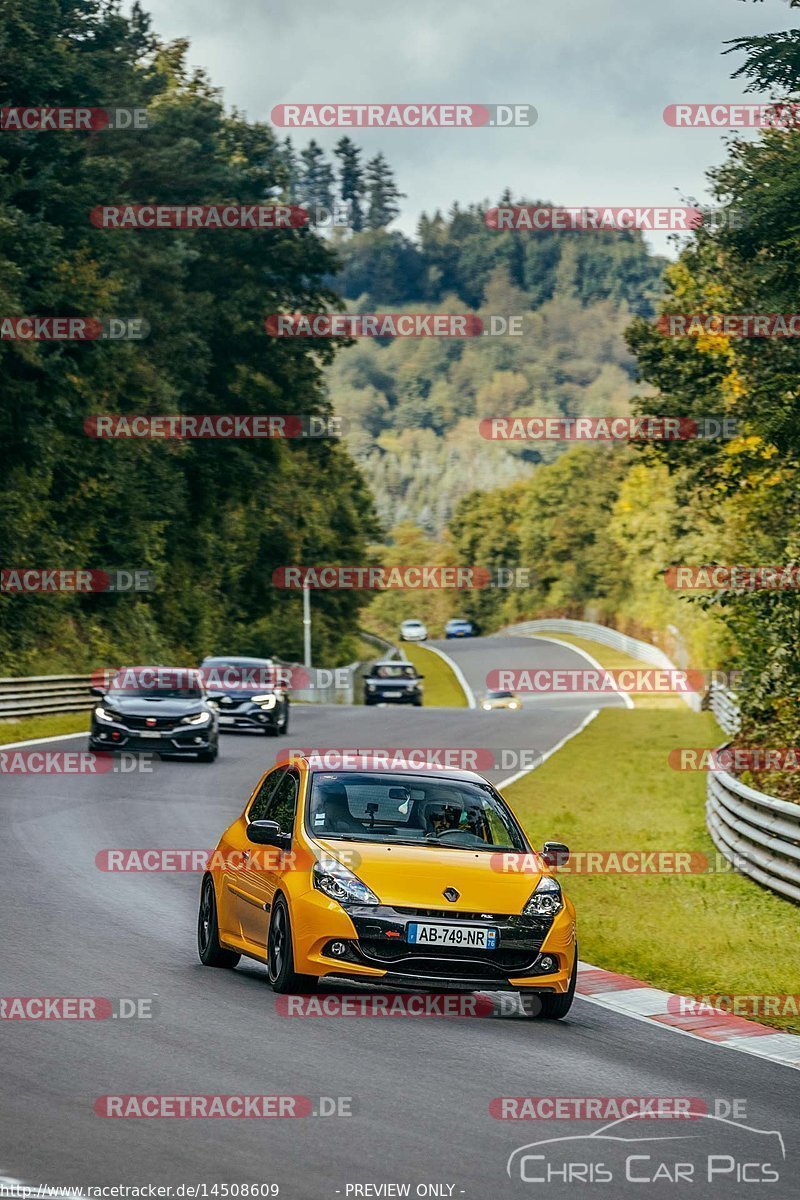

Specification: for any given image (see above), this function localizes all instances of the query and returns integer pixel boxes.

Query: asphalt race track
[2,636,798,1197]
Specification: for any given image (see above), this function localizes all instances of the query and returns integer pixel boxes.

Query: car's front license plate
[219,716,235,725]
[382,690,402,698]
[406,922,498,949]
[140,731,161,739]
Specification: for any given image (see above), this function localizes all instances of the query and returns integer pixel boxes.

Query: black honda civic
[88,666,220,761]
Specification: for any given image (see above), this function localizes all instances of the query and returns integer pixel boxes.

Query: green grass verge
[0,711,90,746]
[402,644,468,708]
[505,692,800,1033]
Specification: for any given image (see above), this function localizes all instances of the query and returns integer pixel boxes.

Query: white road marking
[498,706,599,789]
[526,632,636,709]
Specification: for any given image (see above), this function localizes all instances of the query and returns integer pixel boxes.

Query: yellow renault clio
[198,755,577,1018]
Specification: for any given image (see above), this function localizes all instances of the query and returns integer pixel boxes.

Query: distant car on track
[200,655,290,736]
[363,659,424,706]
[481,689,521,711]
[89,666,219,761]
[197,753,576,1016]
[445,618,475,639]
[399,619,428,642]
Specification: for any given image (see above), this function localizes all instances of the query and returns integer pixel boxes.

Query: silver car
[399,619,428,642]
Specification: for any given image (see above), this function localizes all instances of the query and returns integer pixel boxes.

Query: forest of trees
[438,0,800,796]
[0,0,377,673]
[326,211,665,534]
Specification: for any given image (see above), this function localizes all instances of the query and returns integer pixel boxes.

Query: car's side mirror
[542,841,570,868]
[415,674,425,680]
[89,685,105,697]
[247,819,290,848]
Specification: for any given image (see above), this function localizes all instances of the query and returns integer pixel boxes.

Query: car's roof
[112,665,201,675]
[201,655,274,665]
[372,658,414,666]
[293,753,487,784]
[401,619,424,624]
[447,618,472,624]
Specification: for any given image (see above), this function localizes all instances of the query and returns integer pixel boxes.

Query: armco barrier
[707,679,741,735]
[707,769,800,904]
[499,618,703,711]
[0,658,360,718]
[0,674,97,718]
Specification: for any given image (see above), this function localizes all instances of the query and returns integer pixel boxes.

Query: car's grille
[393,907,513,921]
[354,940,542,978]
[119,714,177,730]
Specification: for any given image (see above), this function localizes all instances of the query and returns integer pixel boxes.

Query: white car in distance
[399,619,428,642]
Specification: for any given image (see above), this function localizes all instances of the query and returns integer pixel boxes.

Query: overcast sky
[137,0,796,255]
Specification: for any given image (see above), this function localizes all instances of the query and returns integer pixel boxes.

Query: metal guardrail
[707,679,741,735]
[707,768,800,904]
[500,618,703,711]
[0,674,97,718]
[0,659,362,718]
[358,631,402,661]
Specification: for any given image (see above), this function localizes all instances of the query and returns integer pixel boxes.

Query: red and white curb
[577,962,800,1071]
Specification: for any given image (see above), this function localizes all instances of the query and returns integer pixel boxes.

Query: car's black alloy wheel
[267,897,317,993]
[197,876,240,968]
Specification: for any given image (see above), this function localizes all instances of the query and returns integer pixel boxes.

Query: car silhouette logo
[443,887,459,903]
[145,717,156,727]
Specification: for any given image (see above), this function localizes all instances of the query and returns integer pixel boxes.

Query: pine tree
[334,136,365,231]
[280,137,300,201]
[299,140,335,217]
[365,153,405,229]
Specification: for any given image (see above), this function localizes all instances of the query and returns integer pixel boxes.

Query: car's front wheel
[197,745,218,762]
[267,896,317,993]
[197,876,240,968]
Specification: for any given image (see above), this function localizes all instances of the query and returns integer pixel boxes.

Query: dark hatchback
[200,656,290,736]
[364,660,424,706]
[88,667,220,761]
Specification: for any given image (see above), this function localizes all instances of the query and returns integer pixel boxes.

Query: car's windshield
[107,669,204,700]
[487,690,514,699]
[307,771,527,852]
[200,658,279,691]
[374,664,416,679]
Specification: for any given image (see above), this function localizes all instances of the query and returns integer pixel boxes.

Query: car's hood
[314,838,539,912]
[104,696,206,718]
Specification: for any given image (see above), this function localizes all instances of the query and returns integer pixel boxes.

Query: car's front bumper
[90,723,216,754]
[216,706,281,732]
[364,690,422,704]
[294,896,575,993]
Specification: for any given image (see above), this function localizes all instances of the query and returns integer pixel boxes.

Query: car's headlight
[509,701,519,709]
[313,860,379,905]
[482,702,492,711]
[366,683,376,692]
[181,710,212,726]
[250,694,277,709]
[94,706,116,723]
[523,875,563,917]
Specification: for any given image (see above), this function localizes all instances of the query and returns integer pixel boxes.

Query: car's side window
[249,768,286,822]
[263,769,299,834]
